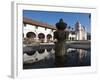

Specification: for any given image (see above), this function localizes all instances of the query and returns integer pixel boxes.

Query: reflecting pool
[23,48,91,69]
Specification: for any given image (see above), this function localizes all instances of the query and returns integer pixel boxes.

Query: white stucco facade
[23,24,55,42]
[23,19,87,42]
[75,21,87,40]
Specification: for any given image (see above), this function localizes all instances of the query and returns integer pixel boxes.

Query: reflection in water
[66,48,90,66]
[77,49,87,62]
[23,48,91,69]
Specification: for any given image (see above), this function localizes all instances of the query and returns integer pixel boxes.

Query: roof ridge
[23,17,56,30]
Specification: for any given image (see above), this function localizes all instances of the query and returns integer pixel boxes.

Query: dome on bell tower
[75,21,81,31]
[76,21,80,24]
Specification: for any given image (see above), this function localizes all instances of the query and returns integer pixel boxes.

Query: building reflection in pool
[23,48,91,69]
[77,49,87,62]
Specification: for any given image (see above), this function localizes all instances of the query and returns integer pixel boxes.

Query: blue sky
[23,10,91,33]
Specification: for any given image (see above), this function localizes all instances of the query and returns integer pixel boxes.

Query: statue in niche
[54,18,69,67]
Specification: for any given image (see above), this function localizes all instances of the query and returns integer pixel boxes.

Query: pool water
[23,48,91,69]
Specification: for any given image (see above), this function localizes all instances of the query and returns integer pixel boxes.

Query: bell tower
[75,21,83,40]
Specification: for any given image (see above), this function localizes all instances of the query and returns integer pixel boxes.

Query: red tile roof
[23,17,56,30]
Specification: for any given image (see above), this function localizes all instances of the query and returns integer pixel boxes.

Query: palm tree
[89,14,91,29]
[89,14,91,19]
[68,26,71,30]
[72,28,74,31]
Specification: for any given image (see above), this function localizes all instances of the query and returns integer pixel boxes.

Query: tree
[72,28,74,30]
[68,26,71,30]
